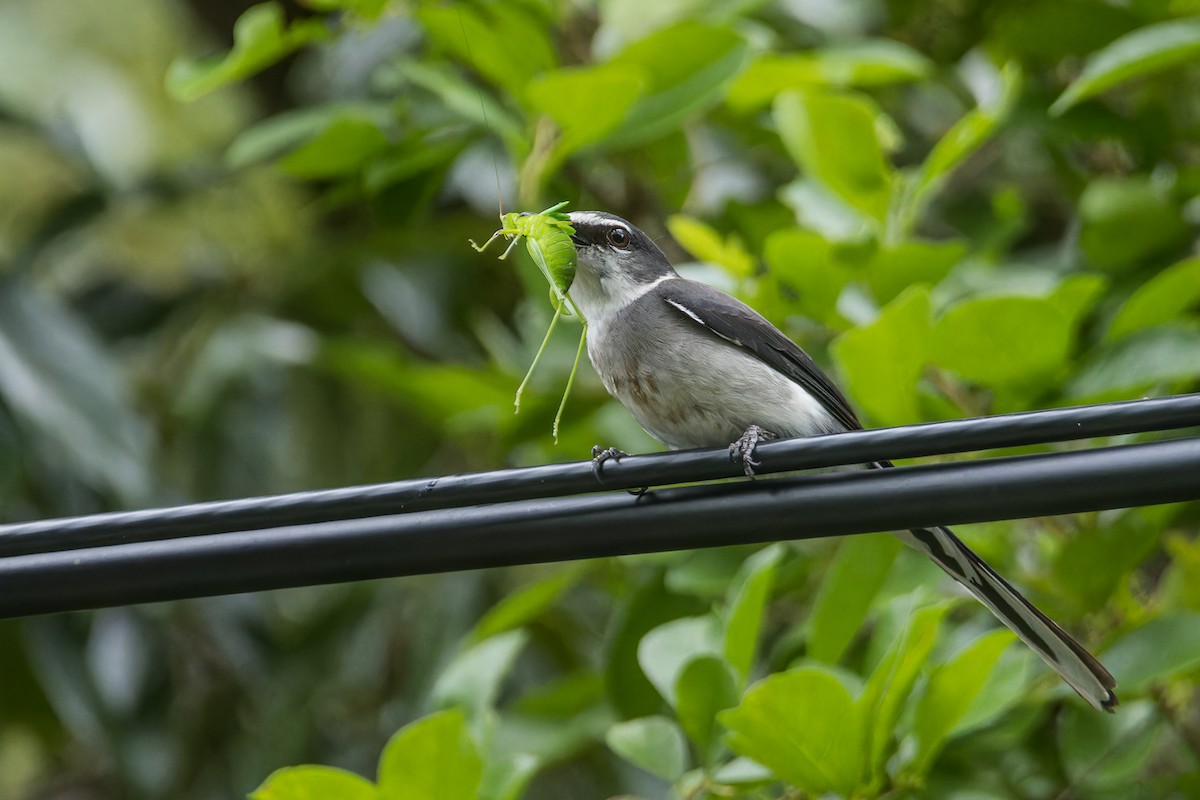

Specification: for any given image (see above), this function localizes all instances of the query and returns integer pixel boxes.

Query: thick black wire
[1,393,1198,558]
[0,437,1196,618]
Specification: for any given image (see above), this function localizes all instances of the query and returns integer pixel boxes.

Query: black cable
[0,394,1197,559]
[0,437,1197,618]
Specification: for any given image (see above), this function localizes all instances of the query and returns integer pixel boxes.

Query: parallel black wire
[1,393,1198,558]
[1,437,1197,618]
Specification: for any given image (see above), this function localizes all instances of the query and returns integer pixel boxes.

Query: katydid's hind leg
[514,305,563,413]
[551,323,587,443]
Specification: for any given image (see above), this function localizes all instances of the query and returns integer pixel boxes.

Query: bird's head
[565,211,677,324]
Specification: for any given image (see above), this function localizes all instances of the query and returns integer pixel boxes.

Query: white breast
[570,269,674,342]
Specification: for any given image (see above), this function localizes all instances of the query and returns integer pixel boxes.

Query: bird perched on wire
[564,209,1117,712]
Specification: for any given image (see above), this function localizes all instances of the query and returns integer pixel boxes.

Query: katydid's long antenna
[456,12,579,440]
[457,8,564,431]
[455,7,505,217]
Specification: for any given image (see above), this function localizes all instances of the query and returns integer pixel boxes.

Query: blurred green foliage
[3,0,1200,798]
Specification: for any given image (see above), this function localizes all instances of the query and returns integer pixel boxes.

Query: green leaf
[831,287,931,426]
[667,215,756,278]
[865,240,965,306]
[277,116,390,179]
[953,646,1035,734]
[606,575,708,717]
[911,630,1013,773]
[859,604,946,776]
[471,566,584,641]
[430,631,528,716]
[364,137,468,195]
[711,757,773,786]
[720,667,866,796]
[807,535,903,665]
[1068,324,1200,399]
[605,22,748,148]
[674,656,740,756]
[723,545,785,681]
[932,296,1072,388]
[227,103,393,169]
[760,229,853,328]
[526,65,645,157]
[252,766,378,800]
[896,62,1021,236]
[166,3,328,101]
[1052,517,1160,612]
[1052,18,1200,114]
[479,754,540,800]
[1100,612,1200,693]
[1049,273,1109,327]
[391,61,526,154]
[1057,701,1164,789]
[377,709,482,800]
[1078,176,1186,272]
[0,279,151,503]
[304,0,387,17]
[728,41,933,111]
[321,339,512,421]
[493,706,615,766]
[1164,533,1200,611]
[629,129,694,209]
[1107,257,1200,341]
[605,716,689,782]
[778,179,876,242]
[417,5,556,97]
[774,90,893,226]
[637,615,724,706]
[512,671,604,718]
[593,0,748,53]
[665,547,748,598]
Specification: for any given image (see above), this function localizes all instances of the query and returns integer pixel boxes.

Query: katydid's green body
[472,201,578,303]
[470,202,586,440]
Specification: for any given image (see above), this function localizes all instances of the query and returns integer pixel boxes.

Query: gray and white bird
[564,209,1117,711]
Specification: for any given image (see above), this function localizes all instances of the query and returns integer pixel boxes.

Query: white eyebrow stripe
[571,213,636,247]
[663,298,744,346]
[571,211,626,230]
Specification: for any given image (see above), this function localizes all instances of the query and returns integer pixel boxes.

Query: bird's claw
[591,446,648,495]
[591,445,628,480]
[729,425,777,477]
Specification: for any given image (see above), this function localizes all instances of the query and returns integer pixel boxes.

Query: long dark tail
[869,461,1117,711]
[897,524,1117,711]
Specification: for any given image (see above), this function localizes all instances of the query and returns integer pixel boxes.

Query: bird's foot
[591,445,628,480]
[591,446,648,495]
[729,425,777,477]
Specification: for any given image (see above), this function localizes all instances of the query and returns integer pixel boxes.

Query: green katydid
[470,201,587,440]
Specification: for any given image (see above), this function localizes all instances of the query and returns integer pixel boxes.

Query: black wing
[657,279,862,432]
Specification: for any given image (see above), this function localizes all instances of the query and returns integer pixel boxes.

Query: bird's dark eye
[607,227,630,248]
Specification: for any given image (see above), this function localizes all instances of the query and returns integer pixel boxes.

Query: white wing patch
[664,299,744,346]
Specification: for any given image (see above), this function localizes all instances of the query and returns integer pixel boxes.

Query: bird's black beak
[562,211,586,246]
